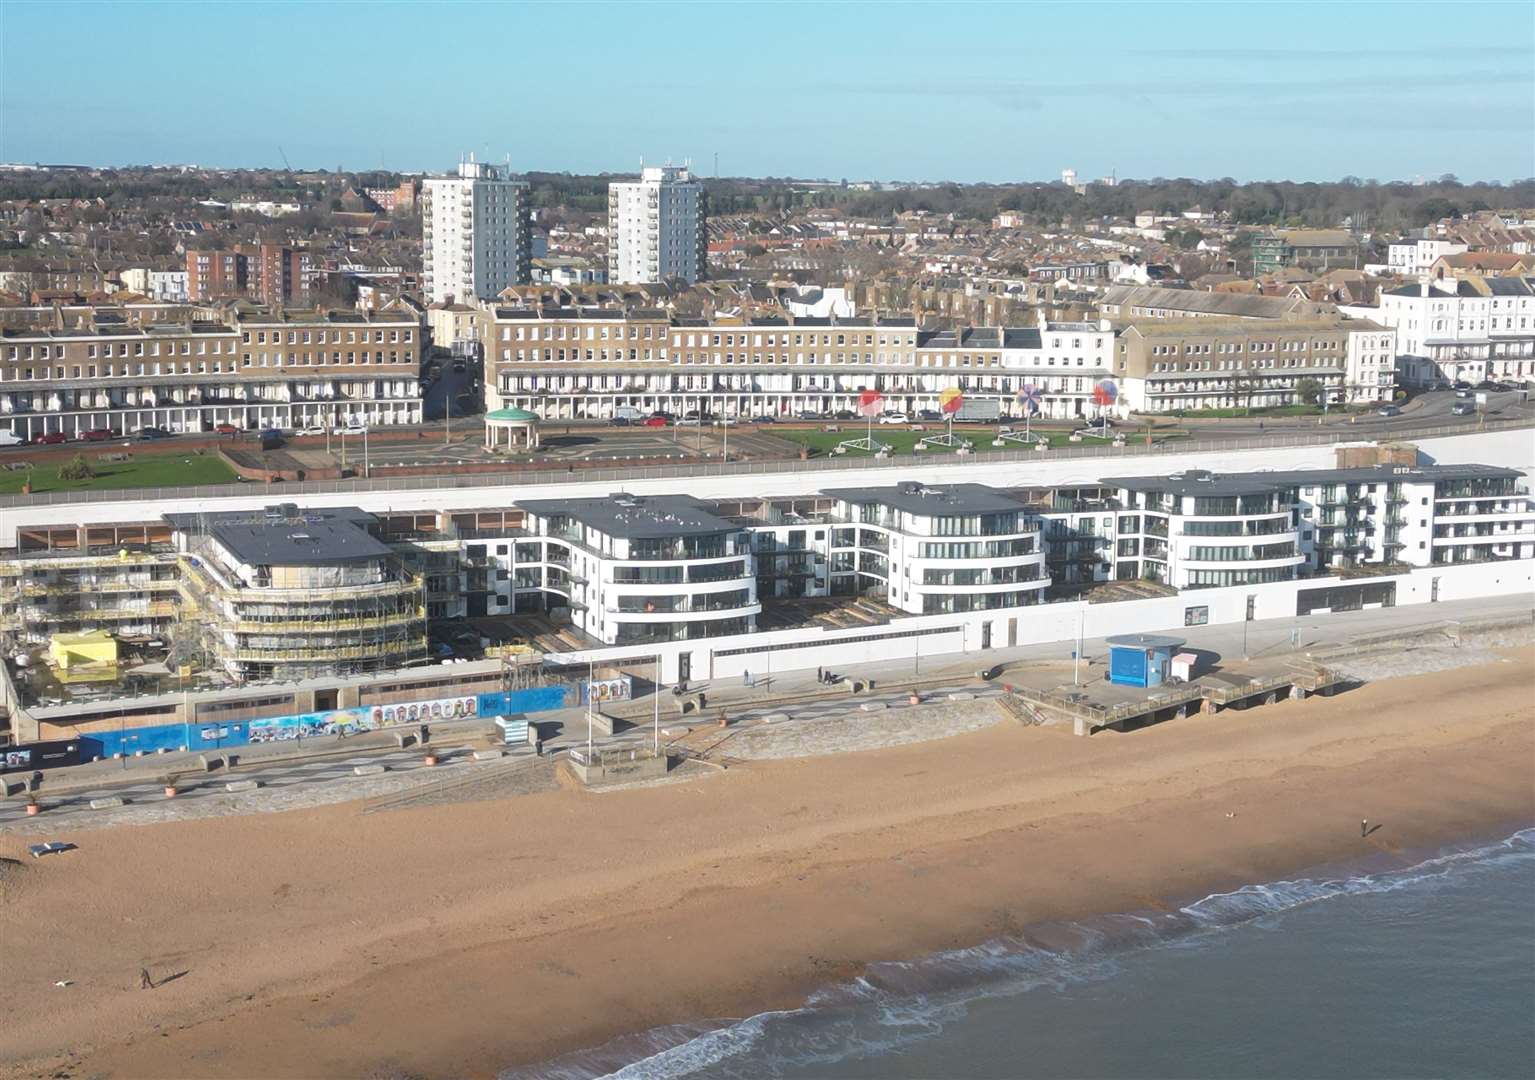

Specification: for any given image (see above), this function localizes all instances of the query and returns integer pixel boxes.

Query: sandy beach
[2,649,1531,1080]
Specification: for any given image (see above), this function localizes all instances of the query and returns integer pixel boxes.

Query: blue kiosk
[1105,633,1185,688]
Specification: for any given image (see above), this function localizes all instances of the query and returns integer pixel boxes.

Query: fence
[1,417,1529,510]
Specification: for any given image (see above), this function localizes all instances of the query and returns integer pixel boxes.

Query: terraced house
[487,308,1127,421]
[1116,316,1396,411]
[0,306,422,439]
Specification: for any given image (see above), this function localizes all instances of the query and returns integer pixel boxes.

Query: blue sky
[2,1,1531,182]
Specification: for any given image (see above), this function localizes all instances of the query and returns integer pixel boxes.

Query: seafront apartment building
[4,464,1528,654]
[485,306,1394,421]
[3,464,1530,748]
[0,307,422,439]
[1367,277,1535,386]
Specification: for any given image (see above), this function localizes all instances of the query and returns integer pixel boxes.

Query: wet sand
[2,649,1532,1079]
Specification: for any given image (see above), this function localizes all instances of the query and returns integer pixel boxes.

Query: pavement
[4,592,1528,829]
[0,744,505,827]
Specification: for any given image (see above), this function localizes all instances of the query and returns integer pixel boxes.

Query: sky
[2,1,1532,183]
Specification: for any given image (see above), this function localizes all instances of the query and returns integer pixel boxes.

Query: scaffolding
[0,550,181,643]
[177,552,428,683]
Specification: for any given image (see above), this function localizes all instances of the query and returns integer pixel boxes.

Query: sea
[506,827,1535,1080]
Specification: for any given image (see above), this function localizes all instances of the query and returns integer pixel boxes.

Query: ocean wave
[503,827,1534,1080]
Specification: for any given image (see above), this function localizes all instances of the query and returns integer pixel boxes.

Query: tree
[58,454,96,481]
[1296,377,1323,406]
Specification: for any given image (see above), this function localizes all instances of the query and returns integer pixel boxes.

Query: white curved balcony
[913,576,1050,594]
[908,550,1043,571]
[1177,552,1306,571]
[605,575,753,597]
[606,602,762,623]
[1174,528,1301,552]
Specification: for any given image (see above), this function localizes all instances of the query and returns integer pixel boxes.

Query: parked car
[332,423,368,435]
[258,429,285,451]
[34,431,67,445]
[713,416,738,426]
[797,409,825,420]
[832,409,856,421]
[750,415,777,424]
[137,426,173,440]
[0,431,26,447]
[80,428,118,442]
[213,422,240,434]
[612,406,645,423]
[1450,400,1477,416]
[878,412,909,425]
[609,416,633,427]
[297,424,327,436]
[1376,404,1401,417]
[1454,387,1473,399]
[677,411,704,426]
[643,414,669,427]
[916,408,943,421]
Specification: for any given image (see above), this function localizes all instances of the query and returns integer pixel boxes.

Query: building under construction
[168,506,427,683]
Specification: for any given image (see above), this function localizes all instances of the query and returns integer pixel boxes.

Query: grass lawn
[776,426,1183,459]
[0,451,237,494]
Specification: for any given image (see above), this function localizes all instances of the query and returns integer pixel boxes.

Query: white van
[0,430,25,448]
[612,405,644,423]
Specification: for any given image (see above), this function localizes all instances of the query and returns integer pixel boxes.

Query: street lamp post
[653,652,661,756]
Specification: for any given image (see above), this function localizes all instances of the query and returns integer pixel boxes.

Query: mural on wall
[580,675,632,705]
[248,695,479,744]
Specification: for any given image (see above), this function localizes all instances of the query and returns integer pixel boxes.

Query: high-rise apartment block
[421,158,531,304]
[607,165,706,285]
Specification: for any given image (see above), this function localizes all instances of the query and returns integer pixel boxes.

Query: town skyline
[2,1,1531,182]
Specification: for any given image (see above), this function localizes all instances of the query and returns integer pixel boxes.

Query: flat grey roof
[516,494,738,539]
[823,483,1028,516]
[166,506,390,565]
[1105,463,1523,499]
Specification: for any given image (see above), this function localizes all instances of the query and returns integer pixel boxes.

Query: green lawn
[776,426,1182,459]
[0,452,237,494]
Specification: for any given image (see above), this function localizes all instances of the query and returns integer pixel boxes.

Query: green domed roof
[485,408,540,422]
